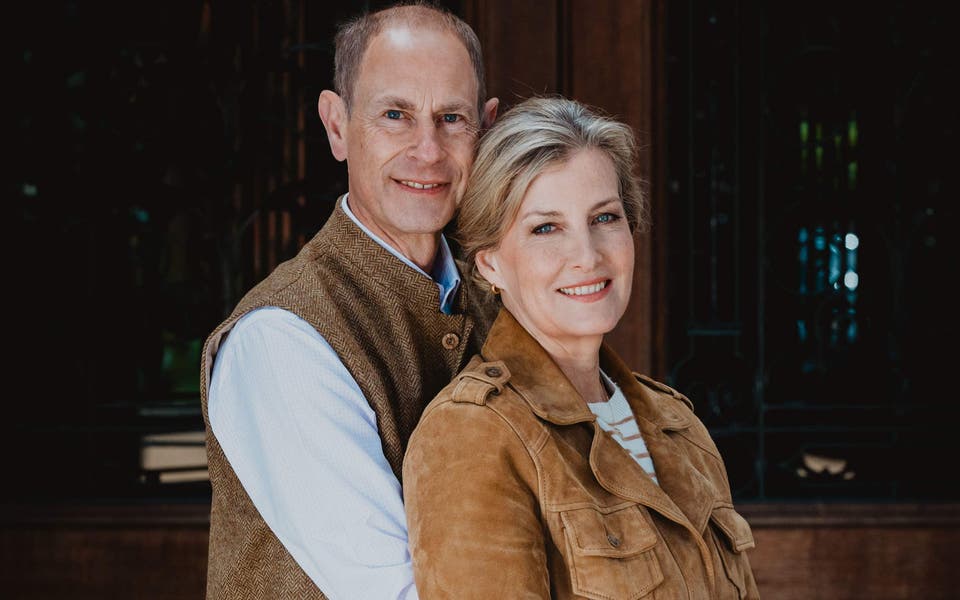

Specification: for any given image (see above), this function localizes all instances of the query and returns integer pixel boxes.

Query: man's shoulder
[227,222,348,321]
[418,355,544,442]
[459,274,500,329]
[227,307,317,341]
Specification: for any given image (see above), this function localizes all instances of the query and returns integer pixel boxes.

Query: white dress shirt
[208,196,460,600]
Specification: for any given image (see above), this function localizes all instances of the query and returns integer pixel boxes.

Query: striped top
[588,371,659,485]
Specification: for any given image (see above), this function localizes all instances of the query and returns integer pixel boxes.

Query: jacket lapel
[481,309,718,531]
[602,345,720,533]
[588,418,691,525]
[480,309,594,425]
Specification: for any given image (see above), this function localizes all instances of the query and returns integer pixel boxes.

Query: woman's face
[477,148,635,353]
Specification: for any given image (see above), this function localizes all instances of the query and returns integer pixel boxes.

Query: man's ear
[481,97,499,129]
[475,247,504,291]
[318,90,348,162]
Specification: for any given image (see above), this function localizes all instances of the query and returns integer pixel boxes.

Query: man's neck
[391,235,441,273]
[341,195,441,273]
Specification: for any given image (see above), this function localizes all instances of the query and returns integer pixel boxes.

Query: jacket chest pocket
[708,506,757,599]
[560,505,664,600]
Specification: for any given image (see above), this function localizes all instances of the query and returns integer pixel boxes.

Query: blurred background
[6,0,958,598]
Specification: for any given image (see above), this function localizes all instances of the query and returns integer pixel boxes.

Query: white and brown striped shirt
[589,371,659,485]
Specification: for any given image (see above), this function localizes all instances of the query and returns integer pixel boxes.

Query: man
[200,3,499,598]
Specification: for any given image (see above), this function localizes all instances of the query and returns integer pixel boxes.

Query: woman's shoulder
[435,355,512,407]
[631,372,695,412]
[629,371,724,459]
[415,354,545,444]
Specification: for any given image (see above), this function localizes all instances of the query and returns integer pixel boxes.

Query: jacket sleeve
[403,400,550,599]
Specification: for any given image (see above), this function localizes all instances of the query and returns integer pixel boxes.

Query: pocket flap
[709,506,756,553]
[561,506,658,558]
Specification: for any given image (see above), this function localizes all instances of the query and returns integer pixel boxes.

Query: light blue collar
[341,193,462,314]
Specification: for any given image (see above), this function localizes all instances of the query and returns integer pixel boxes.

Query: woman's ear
[317,90,348,162]
[475,248,505,290]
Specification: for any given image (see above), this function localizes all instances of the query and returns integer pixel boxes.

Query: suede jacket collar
[480,308,725,534]
[480,308,692,433]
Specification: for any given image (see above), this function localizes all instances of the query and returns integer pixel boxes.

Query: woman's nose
[569,231,603,270]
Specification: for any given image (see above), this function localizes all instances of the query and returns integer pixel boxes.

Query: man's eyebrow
[372,95,417,111]
[436,100,475,116]
[371,96,475,118]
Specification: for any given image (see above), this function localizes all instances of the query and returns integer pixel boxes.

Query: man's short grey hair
[456,96,649,290]
[333,2,487,118]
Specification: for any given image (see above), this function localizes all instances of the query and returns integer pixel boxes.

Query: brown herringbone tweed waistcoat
[199,197,495,599]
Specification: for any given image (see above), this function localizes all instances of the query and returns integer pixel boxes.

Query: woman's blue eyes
[595,213,619,224]
[532,223,556,235]
[532,213,621,234]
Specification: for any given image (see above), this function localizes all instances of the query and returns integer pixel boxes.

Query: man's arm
[209,307,418,600]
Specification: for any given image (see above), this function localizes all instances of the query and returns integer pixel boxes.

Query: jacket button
[485,366,502,378]
[442,333,460,350]
[606,534,620,547]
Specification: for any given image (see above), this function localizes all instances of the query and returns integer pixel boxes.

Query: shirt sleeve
[208,307,419,600]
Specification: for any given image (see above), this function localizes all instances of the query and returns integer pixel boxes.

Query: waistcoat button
[485,366,502,378]
[606,534,620,547]
[442,333,460,350]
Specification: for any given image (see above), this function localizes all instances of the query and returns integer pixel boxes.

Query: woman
[403,97,759,599]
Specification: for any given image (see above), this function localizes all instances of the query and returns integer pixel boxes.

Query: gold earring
[490,283,501,295]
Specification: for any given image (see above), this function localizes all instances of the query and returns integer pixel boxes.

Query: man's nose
[407,120,446,164]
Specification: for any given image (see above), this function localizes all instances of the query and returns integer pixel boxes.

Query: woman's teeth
[559,281,607,296]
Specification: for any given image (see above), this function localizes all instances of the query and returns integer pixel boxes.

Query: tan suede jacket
[404,309,759,599]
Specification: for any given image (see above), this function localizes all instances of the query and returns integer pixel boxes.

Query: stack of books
[140,430,208,484]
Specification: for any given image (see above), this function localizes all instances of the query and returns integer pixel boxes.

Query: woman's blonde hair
[456,95,648,290]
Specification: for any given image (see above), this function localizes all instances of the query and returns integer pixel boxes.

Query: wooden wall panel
[1,505,208,600]
[464,0,666,376]
[739,503,960,600]
[567,1,663,377]
[2,529,208,600]
[4,503,958,599]
[751,527,958,600]
[463,0,560,112]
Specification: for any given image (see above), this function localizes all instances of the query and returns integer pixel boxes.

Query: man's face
[339,27,487,261]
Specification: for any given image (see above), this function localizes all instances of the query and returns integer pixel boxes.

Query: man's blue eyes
[383,111,461,123]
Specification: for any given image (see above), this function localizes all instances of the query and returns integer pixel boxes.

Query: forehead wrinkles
[355,27,477,112]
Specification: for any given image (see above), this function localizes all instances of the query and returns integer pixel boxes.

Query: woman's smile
[476,147,635,353]
[558,278,612,300]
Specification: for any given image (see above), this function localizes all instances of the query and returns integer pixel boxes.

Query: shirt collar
[432,236,461,314]
[341,193,461,314]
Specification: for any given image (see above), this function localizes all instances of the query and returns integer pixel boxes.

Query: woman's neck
[504,306,608,404]
[549,345,608,405]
